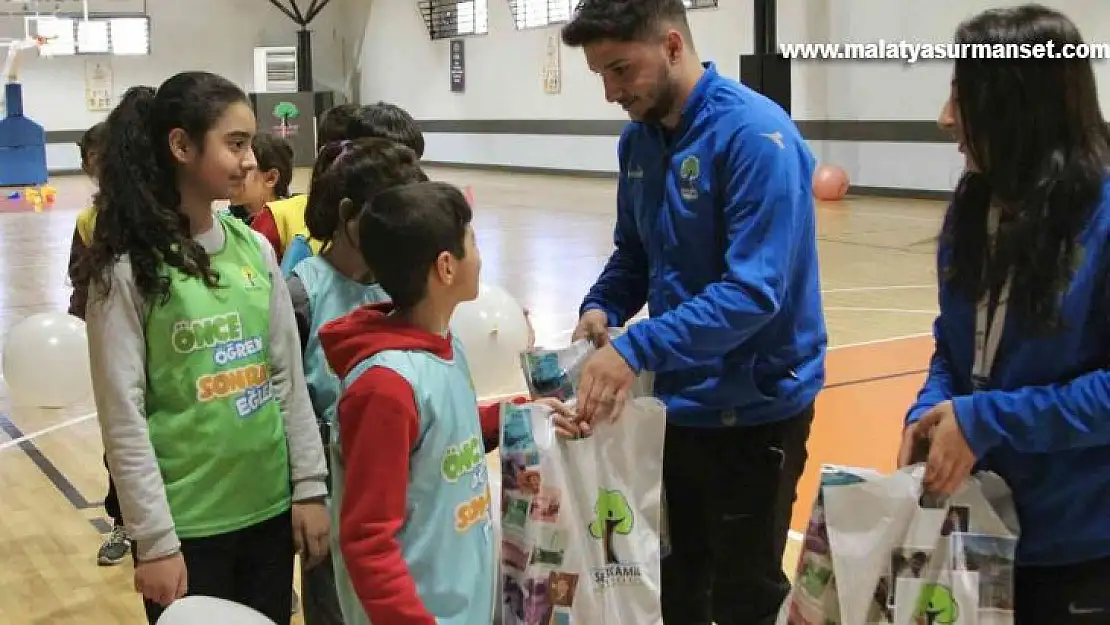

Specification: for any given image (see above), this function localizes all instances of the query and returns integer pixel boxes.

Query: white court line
[3,330,934,544]
[786,331,933,544]
[824,207,944,224]
[0,411,96,452]
[825,306,936,315]
[822,284,932,294]
[830,332,932,350]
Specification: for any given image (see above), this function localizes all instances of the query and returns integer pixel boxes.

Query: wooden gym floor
[0,166,944,624]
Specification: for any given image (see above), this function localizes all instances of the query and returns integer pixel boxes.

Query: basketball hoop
[3,34,52,82]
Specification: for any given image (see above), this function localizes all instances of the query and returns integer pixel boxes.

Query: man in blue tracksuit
[562,2,826,624]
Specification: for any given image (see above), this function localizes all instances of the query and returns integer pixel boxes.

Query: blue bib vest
[330,337,496,625]
[294,255,389,427]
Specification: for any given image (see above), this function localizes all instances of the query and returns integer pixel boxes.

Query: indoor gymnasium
[1,0,1108,623]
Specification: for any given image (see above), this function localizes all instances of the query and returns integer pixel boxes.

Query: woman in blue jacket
[899,5,1110,623]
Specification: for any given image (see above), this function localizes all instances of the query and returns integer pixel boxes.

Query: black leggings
[103,454,122,523]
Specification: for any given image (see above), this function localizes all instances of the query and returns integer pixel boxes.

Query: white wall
[354,0,1110,193]
[2,0,364,172]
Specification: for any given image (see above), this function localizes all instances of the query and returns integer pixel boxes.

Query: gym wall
[7,0,362,173]
[357,0,1110,199]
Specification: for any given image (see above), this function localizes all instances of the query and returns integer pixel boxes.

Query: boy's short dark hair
[359,181,472,310]
[304,137,427,242]
[251,133,294,198]
[316,102,425,158]
[317,104,361,147]
[359,102,425,158]
[78,121,107,171]
[561,0,689,47]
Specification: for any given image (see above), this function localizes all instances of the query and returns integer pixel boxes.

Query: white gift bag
[497,337,665,625]
[778,464,1020,625]
[498,397,666,625]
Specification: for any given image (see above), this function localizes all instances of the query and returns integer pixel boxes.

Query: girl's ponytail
[77,72,247,304]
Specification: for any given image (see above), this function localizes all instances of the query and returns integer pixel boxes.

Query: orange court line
[790,334,936,532]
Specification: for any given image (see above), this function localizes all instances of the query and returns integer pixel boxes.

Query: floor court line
[821,284,932,294]
[2,333,935,543]
[825,306,936,315]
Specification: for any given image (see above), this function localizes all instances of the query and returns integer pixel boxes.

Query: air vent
[253,46,297,93]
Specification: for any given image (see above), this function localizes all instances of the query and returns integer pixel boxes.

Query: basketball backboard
[0,0,146,16]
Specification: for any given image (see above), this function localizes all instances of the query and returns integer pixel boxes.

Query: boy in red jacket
[319,181,582,625]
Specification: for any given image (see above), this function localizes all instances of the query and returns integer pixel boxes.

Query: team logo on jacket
[679,155,700,201]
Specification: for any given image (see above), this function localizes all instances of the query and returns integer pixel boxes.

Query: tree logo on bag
[588,489,645,589]
[914,584,959,625]
[589,489,634,564]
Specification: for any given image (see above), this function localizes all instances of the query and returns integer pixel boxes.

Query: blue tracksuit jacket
[907,180,1110,565]
[582,62,828,427]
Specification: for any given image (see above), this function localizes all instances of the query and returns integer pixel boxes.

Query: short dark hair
[358,102,425,158]
[304,137,427,243]
[251,133,294,198]
[77,122,107,168]
[561,0,689,47]
[316,102,425,157]
[317,104,360,146]
[358,181,472,310]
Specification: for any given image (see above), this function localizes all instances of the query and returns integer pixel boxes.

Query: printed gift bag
[779,464,1020,625]
[497,338,665,625]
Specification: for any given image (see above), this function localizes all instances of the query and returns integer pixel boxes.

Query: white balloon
[2,312,92,409]
[451,282,530,401]
[156,596,276,625]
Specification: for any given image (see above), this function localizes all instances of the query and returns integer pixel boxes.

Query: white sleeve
[86,258,180,561]
[254,232,328,501]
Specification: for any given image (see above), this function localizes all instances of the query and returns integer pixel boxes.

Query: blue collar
[652,61,718,141]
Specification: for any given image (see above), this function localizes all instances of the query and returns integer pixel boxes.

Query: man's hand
[135,552,187,607]
[897,420,931,468]
[572,309,610,347]
[577,343,635,423]
[293,500,331,569]
[914,401,977,496]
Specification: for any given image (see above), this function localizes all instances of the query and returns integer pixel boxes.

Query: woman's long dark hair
[74,71,250,305]
[943,5,1110,333]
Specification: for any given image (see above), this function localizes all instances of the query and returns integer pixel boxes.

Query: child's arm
[86,259,180,561]
[338,367,437,625]
[66,226,89,319]
[477,397,528,452]
[286,274,311,352]
[251,207,284,260]
[256,234,327,502]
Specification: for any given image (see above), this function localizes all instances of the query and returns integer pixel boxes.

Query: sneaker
[97,523,132,566]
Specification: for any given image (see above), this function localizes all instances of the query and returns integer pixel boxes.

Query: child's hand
[535,397,591,439]
[135,551,187,607]
[292,499,331,569]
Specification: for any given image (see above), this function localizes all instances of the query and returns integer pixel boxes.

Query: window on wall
[509,0,717,30]
[418,0,489,39]
[24,15,151,55]
[508,0,572,29]
[108,17,150,55]
[28,16,77,55]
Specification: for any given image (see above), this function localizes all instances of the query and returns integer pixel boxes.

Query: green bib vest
[144,214,291,538]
